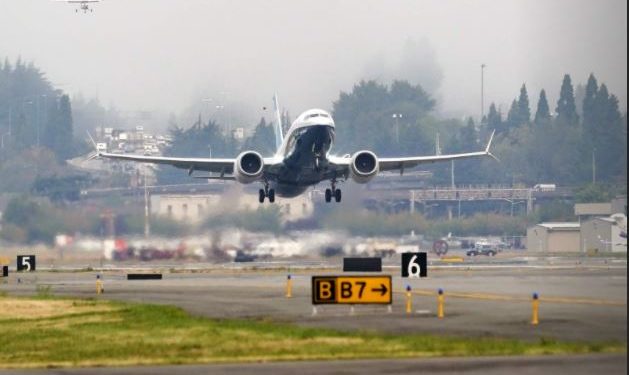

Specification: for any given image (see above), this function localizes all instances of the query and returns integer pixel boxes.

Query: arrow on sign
[372,284,388,296]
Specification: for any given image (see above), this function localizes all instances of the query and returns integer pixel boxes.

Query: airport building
[580,215,627,253]
[526,223,581,252]
[150,193,314,223]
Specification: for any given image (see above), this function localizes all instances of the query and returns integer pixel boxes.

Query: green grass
[0,297,624,368]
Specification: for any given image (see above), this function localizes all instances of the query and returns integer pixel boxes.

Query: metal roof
[537,222,580,230]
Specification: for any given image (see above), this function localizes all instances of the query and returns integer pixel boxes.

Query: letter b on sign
[402,252,427,278]
[340,282,352,298]
[313,277,337,304]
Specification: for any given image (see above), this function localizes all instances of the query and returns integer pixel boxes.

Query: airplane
[58,0,100,13]
[94,95,497,204]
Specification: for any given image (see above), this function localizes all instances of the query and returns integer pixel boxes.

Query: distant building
[575,196,627,222]
[151,194,220,222]
[581,214,627,253]
[575,203,613,221]
[526,223,580,252]
[150,192,314,223]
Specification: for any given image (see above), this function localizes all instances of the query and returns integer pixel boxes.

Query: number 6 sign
[402,252,427,278]
[17,255,36,272]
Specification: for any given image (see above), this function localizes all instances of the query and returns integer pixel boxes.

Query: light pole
[201,98,213,122]
[0,132,9,149]
[481,64,486,126]
[502,198,526,216]
[215,105,225,128]
[392,113,403,143]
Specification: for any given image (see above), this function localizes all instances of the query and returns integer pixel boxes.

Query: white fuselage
[270,109,337,197]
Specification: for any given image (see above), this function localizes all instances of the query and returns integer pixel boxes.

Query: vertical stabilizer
[273,94,284,152]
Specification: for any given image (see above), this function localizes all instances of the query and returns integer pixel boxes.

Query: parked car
[466,243,498,256]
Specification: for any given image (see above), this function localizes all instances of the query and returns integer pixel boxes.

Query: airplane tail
[273,93,284,152]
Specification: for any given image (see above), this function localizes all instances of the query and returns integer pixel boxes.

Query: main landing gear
[258,181,275,203]
[325,180,342,203]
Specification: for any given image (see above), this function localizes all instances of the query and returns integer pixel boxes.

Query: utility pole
[144,165,150,238]
[451,160,455,189]
[592,148,596,184]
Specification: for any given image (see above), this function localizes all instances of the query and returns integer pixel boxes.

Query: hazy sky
[0,0,626,126]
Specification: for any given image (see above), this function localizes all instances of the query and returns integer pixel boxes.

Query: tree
[555,74,579,125]
[332,79,436,156]
[0,57,75,162]
[505,99,519,131]
[242,117,275,156]
[42,95,74,161]
[486,103,502,132]
[517,84,530,125]
[534,89,550,125]
[593,84,624,181]
[157,118,236,184]
[0,196,63,244]
[31,174,95,203]
[582,74,598,134]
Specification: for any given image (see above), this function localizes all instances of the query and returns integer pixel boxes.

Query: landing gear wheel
[258,189,265,203]
[268,189,275,203]
[325,188,332,203]
[334,189,342,202]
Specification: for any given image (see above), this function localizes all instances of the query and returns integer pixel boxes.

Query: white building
[150,192,314,223]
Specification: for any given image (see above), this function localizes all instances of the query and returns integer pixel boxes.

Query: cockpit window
[306,113,329,119]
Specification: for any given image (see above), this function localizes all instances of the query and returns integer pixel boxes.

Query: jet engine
[349,150,379,183]
[234,151,264,183]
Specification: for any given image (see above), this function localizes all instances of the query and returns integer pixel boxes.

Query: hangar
[526,223,580,252]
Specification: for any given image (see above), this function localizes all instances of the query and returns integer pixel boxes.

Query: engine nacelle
[349,150,379,183]
[234,151,264,184]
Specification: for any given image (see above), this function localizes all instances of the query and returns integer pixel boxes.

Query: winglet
[86,131,100,160]
[485,129,495,153]
[485,130,500,162]
[272,93,284,153]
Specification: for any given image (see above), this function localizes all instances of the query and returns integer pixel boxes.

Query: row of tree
[0,58,75,161]
[158,73,626,188]
[477,73,626,185]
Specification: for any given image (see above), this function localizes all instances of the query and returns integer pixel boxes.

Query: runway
[0,354,625,375]
[1,257,626,373]
[3,264,626,342]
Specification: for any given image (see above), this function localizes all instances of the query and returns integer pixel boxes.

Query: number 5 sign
[401,252,427,278]
[17,255,36,272]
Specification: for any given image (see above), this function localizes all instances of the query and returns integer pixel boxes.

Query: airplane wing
[96,151,283,181]
[97,152,235,176]
[328,130,497,175]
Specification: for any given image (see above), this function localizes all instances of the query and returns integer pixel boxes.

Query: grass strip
[0,297,624,368]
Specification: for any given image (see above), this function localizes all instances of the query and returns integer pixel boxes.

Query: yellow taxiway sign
[312,275,392,305]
